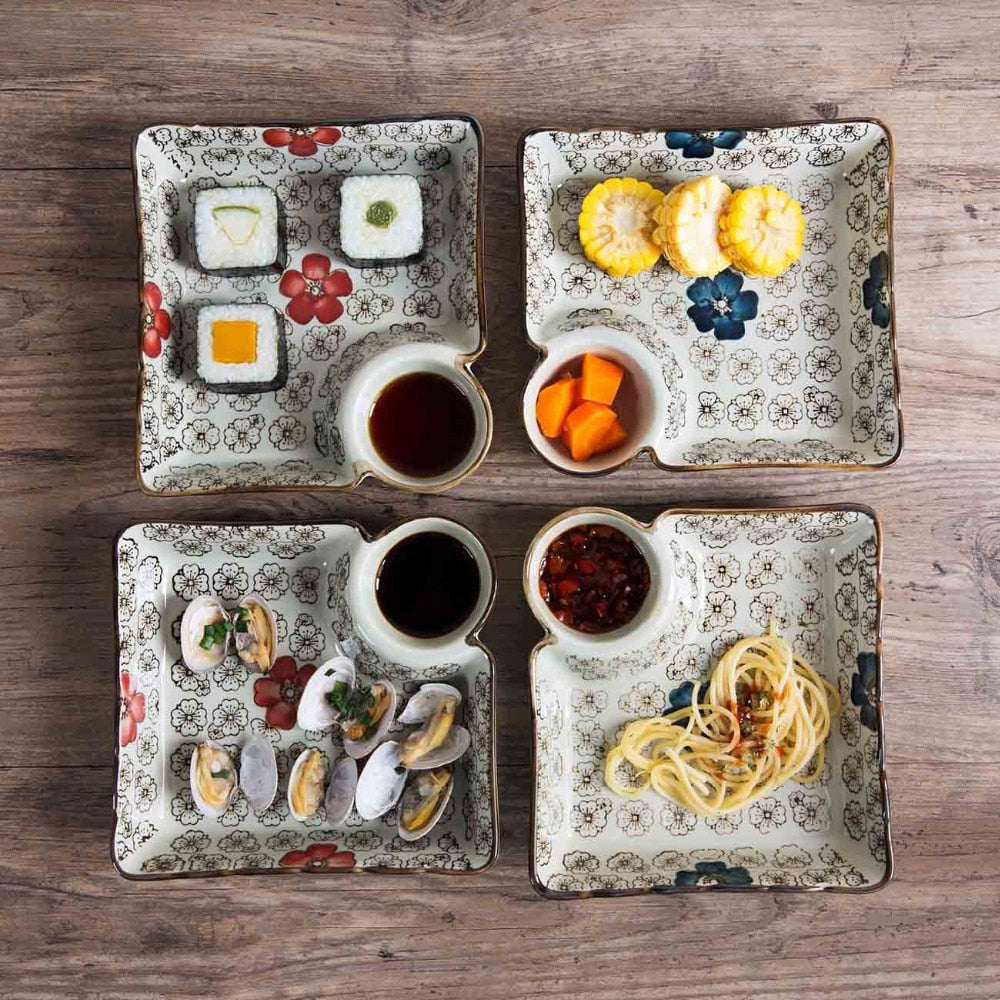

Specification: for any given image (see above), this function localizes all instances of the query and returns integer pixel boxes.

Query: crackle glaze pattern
[114,522,496,878]
[520,122,901,469]
[529,508,890,896]
[134,117,484,494]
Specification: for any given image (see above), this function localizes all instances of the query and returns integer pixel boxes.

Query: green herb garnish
[365,200,397,228]
[325,681,376,721]
[394,765,406,775]
[210,769,231,780]
[199,621,229,648]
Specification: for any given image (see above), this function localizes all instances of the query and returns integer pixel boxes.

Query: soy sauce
[369,372,476,479]
[376,532,481,638]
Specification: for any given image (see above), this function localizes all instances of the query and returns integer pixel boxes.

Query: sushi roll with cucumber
[196,304,287,394]
[194,186,285,274]
[339,175,423,266]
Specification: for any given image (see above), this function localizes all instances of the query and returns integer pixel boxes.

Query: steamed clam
[180,596,229,673]
[354,741,407,821]
[296,653,396,758]
[234,592,277,674]
[288,748,327,821]
[239,733,278,812]
[399,767,453,841]
[397,683,471,770]
[324,756,359,826]
[190,741,238,817]
[178,592,277,675]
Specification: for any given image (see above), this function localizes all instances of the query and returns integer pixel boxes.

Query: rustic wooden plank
[0,1,999,168]
[1,765,999,999]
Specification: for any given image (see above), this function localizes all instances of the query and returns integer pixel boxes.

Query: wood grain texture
[2,1,1000,997]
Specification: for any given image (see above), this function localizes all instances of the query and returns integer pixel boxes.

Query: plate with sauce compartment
[133,116,490,495]
[524,504,891,898]
[519,120,902,474]
[113,518,497,879]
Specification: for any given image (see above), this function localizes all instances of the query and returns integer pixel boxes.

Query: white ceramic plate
[113,518,497,879]
[520,120,902,473]
[134,116,489,495]
[525,505,891,897]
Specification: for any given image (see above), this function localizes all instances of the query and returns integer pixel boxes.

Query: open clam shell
[190,741,238,818]
[343,680,398,760]
[180,596,230,674]
[234,592,278,674]
[398,767,454,842]
[401,724,471,770]
[296,654,357,731]
[354,741,407,820]
[397,682,463,725]
[324,756,359,827]
[287,748,327,822]
[239,734,278,812]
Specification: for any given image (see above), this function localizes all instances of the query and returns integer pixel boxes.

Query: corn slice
[578,178,665,278]
[718,184,805,278]
[651,175,733,278]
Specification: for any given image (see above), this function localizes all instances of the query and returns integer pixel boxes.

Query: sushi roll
[339,175,423,266]
[194,186,285,274]
[196,304,287,394]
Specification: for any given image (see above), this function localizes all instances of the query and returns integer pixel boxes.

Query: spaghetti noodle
[604,626,839,816]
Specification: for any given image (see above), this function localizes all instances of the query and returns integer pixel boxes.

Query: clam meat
[288,748,327,821]
[190,741,238,817]
[399,767,453,841]
[234,593,276,674]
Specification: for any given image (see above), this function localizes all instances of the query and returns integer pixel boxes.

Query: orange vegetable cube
[536,376,580,438]
[594,417,629,454]
[561,401,618,462]
[579,354,624,406]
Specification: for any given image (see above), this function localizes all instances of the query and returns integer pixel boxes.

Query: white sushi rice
[197,304,280,387]
[340,174,423,261]
[195,186,279,270]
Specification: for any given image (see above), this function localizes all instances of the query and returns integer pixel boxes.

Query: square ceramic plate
[524,505,891,897]
[113,519,497,879]
[133,116,489,495]
[519,120,902,472]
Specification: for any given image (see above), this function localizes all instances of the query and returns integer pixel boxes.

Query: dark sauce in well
[376,532,481,638]
[539,523,650,634]
[369,372,476,479]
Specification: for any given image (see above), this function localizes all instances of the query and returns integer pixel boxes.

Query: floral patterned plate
[524,505,891,897]
[520,121,902,472]
[114,518,497,879]
[134,116,489,495]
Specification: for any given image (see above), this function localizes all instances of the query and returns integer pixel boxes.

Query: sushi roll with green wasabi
[196,304,287,394]
[194,186,285,275]
[339,175,423,266]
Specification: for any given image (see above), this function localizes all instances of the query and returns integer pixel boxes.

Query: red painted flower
[279,843,356,870]
[262,126,341,158]
[119,670,146,747]
[141,282,171,359]
[279,254,353,324]
[253,656,316,730]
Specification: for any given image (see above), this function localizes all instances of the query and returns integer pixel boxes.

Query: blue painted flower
[675,860,752,887]
[861,252,890,329]
[665,680,701,714]
[850,651,878,731]
[686,270,759,341]
[665,130,745,159]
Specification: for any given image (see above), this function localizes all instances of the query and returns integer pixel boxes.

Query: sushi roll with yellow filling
[196,304,287,394]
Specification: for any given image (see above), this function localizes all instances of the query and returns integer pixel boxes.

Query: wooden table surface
[3,1,999,997]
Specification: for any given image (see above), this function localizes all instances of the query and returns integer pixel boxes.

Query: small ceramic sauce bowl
[523,507,677,655]
[341,342,492,492]
[522,327,668,475]
[350,516,496,667]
